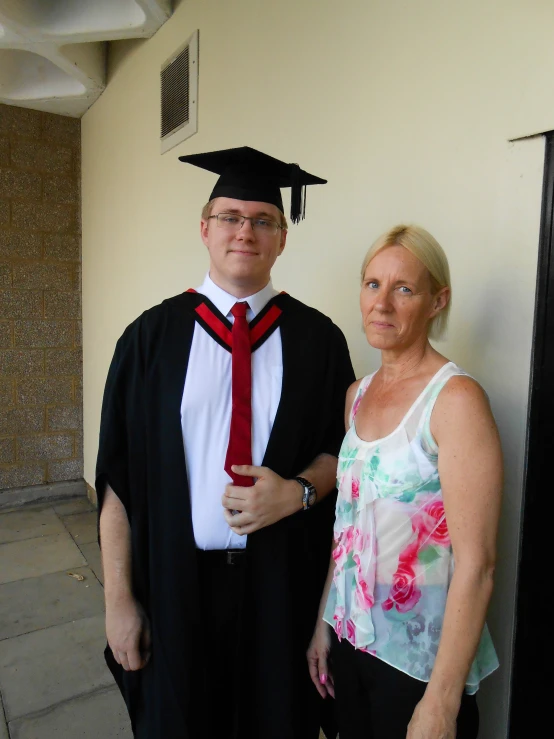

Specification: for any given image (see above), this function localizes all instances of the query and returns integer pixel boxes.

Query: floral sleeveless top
[323,362,499,694]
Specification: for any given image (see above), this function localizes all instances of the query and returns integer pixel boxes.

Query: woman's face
[360,245,448,351]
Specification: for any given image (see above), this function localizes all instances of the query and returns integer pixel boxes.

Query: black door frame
[508,131,554,737]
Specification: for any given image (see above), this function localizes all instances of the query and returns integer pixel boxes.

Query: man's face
[200,198,287,295]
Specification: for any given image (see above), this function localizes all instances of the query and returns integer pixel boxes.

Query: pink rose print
[332,543,346,568]
[343,526,355,554]
[382,561,422,614]
[352,477,360,499]
[413,499,450,547]
[333,526,364,556]
[351,394,363,420]
[398,539,419,567]
[355,577,375,609]
[423,500,450,545]
[334,617,343,641]
[346,619,356,643]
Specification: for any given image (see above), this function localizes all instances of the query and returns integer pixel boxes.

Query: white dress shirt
[181,274,283,549]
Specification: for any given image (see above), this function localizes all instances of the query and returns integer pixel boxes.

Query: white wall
[82,1,554,735]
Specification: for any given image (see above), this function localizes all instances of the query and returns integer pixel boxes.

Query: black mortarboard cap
[178,146,327,224]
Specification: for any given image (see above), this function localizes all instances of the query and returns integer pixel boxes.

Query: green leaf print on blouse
[398,488,417,503]
[383,606,419,623]
[344,551,356,569]
[336,499,353,523]
[369,452,379,472]
[395,475,441,503]
[418,546,441,565]
[361,450,385,482]
[338,444,359,473]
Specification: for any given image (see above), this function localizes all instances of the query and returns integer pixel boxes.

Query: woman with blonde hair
[308,225,501,739]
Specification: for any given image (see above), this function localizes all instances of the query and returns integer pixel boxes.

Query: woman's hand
[406,697,458,739]
[307,620,335,698]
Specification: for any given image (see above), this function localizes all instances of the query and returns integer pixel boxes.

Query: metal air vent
[161,29,198,154]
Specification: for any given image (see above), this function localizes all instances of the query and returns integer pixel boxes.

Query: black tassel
[290,163,306,224]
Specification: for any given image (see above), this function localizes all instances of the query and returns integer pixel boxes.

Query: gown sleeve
[95,319,144,520]
[320,321,356,458]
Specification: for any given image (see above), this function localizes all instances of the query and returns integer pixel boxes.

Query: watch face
[298,477,316,510]
[303,487,316,509]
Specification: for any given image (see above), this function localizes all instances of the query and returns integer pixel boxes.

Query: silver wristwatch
[295,476,317,511]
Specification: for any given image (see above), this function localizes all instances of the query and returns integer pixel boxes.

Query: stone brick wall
[0,104,82,492]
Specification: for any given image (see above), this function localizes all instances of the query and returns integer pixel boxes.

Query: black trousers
[331,633,479,739]
[195,549,325,739]
[196,549,247,739]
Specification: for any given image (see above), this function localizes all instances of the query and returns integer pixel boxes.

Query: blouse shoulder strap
[419,363,470,453]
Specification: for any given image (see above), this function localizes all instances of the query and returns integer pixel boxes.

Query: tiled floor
[0,497,132,738]
[0,498,329,739]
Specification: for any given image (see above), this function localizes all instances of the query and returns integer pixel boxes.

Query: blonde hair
[201,199,289,230]
[360,224,451,340]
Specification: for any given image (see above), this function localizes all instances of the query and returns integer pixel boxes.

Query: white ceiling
[0,0,173,118]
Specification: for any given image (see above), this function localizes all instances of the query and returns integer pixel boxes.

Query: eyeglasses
[208,213,283,236]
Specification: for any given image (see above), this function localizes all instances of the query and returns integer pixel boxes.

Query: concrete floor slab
[79,542,104,585]
[0,533,86,585]
[0,614,113,720]
[0,566,104,640]
[9,687,132,739]
[0,502,53,516]
[53,497,95,516]
[0,507,66,545]
[0,482,86,511]
[0,692,7,739]
[62,512,98,544]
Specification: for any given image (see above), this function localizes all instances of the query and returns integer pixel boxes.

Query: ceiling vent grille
[161,30,198,153]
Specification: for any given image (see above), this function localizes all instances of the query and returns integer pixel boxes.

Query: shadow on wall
[106,0,187,85]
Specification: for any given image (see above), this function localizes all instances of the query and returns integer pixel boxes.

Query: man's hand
[106,596,151,672]
[222,465,303,535]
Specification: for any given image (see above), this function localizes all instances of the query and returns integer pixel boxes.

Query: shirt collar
[197,274,279,319]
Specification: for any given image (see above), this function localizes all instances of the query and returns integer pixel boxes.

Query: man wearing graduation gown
[96,146,355,739]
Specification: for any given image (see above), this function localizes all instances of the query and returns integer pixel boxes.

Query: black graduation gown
[96,291,355,739]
